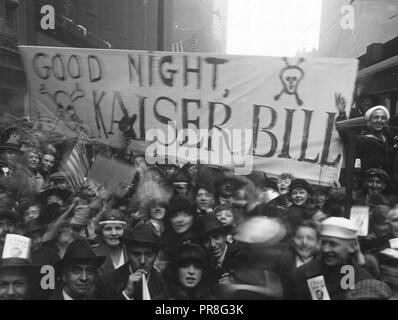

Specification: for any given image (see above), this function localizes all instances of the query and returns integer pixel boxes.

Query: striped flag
[171,33,198,52]
[61,135,89,191]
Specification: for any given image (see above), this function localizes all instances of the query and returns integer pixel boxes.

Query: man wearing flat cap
[50,239,106,300]
[94,221,165,300]
[285,217,375,300]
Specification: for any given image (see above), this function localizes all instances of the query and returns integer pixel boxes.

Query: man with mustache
[285,217,377,300]
[94,221,165,300]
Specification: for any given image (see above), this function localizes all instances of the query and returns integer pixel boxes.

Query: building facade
[1,0,161,117]
[315,0,398,115]
[163,0,228,53]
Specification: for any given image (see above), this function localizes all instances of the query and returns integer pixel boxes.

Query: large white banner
[19,46,358,185]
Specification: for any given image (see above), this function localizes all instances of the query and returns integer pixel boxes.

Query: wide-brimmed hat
[38,187,72,203]
[166,196,195,220]
[0,204,19,223]
[119,221,160,248]
[57,239,106,270]
[192,214,233,240]
[0,257,42,279]
[24,219,45,237]
[0,142,23,154]
[169,169,192,185]
[170,243,209,269]
[99,209,126,226]
[233,216,287,247]
[289,179,313,194]
[365,168,390,184]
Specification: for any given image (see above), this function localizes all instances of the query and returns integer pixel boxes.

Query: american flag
[60,135,89,191]
[171,33,198,52]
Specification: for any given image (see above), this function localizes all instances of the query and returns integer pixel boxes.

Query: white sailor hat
[320,217,358,240]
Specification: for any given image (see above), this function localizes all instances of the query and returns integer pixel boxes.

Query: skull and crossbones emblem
[274,57,305,106]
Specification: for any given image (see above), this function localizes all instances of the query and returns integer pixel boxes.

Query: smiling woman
[226,0,323,57]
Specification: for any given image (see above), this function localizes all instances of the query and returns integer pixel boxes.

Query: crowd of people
[1,91,398,300]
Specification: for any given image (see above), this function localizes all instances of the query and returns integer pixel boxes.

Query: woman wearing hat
[93,209,128,275]
[140,198,168,237]
[284,179,314,234]
[161,196,198,260]
[155,243,214,300]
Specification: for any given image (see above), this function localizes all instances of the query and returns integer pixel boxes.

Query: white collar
[62,290,74,300]
[216,245,228,268]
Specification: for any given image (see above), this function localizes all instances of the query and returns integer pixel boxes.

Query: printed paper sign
[307,275,331,300]
[389,238,398,250]
[380,248,398,259]
[2,234,32,259]
[350,206,369,236]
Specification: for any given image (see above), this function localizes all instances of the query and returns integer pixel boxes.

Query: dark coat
[48,288,65,300]
[155,282,216,300]
[284,257,374,300]
[48,288,94,300]
[275,245,319,286]
[92,243,128,276]
[94,263,165,300]
[356,131,396,175]
[208,242,245,281]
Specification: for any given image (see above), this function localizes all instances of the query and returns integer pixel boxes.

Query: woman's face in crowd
[312,210,328,226]
[149,205,166,221]
[41,154,55,172]
[134,156,147,170]
[170,212,194,234]
[388,209,398,237]
[293,226,319,259]
[47,195,63,207]
[278,178,291,193]
[290,188,309,206]
[195,188,214,211]
[315,194,327,209]
[367,110,388,131]
[174,183,190,197]
[220,181,232,198]
[57,224,73,244]
[365,176,386,195]
[215,210,234,226]
[374,218,391,238]
[178,261,203,288]
[22,205,40,224]
[102,223,124,247]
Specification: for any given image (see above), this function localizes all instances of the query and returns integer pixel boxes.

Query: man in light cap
[285,217,374,300]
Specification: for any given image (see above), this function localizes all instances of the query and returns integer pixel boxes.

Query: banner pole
[344,131,357,218]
